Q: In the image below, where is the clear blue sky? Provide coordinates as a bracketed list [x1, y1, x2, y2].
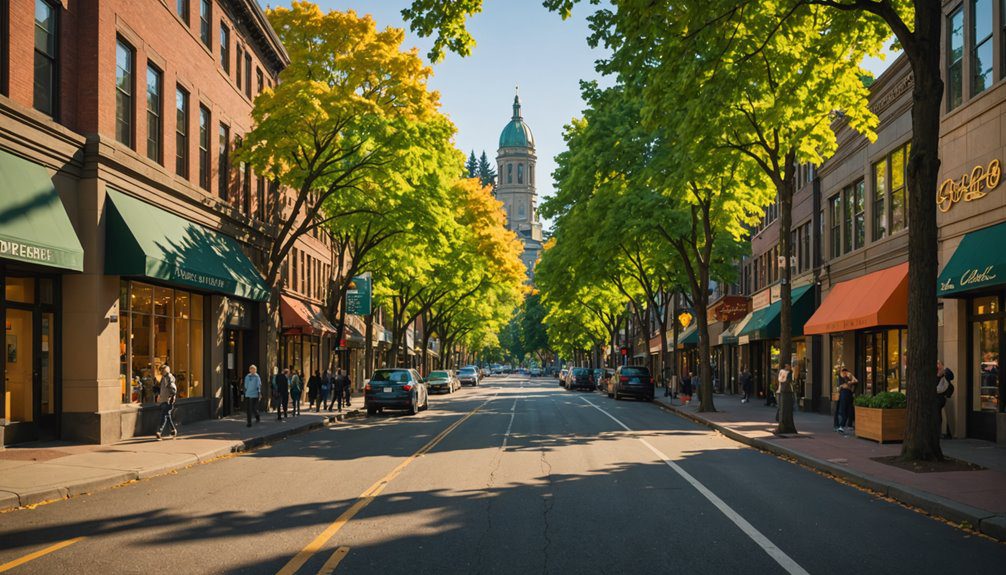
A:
[301, 1, 608, 231]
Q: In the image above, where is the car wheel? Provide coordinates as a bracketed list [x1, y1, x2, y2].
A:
[422, 396, 430, 411]
[614, 391, 621, 400]
[607, 392, 614, 398]
[367, 406, 377, 416]
[408, 399, 418, 416]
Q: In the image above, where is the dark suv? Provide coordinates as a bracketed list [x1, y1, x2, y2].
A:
[609, 366, 653, 401]
[365, 368, 429, 416]
[567, 367, 595, 391]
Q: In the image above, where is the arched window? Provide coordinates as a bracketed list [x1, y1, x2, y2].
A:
[507, 163, 513, 184]
[529, 165, 533, 185]
[517, 163, 524, 184]
[518, 201, 525, 217]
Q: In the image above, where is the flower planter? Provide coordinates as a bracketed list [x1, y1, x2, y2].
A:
[854, 406, 906, 443]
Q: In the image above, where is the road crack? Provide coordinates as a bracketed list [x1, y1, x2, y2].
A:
[539, 446, 554, 575]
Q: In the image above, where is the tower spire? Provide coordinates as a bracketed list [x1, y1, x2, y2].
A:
[513, 86, 521, 120]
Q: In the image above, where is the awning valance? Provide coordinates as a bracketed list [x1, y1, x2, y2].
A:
[738, 285, 815, 341]
[0, 149, 83, 271]
[938, 222, 1006, 297]
[676, 325, 699, 348]
[805, 263, 908, 334]
[281, 295, 337, 335]
[105, 189, 269, 301]
[720, 313, 753, 345]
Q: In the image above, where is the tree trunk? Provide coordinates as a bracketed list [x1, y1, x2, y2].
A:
[696, 280, 715, 412]
[901, 3, 944, 461]
[364, 312, 374, 380]
[777, 152, 798, 434]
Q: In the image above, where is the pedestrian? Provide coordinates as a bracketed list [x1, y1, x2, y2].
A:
[244, 365, 262, 427]
[740, 369, 753, 403]
[937, 360, 956, 439]
[681, 371, 693, 405]
[336, 369, 350, 410]
[342, 369, 353, 407]
[276, 368, 290, 420]
[313, 370, 326, 413]
[775, 363, 792, 422]
[692, 371, 702, 403]
[324, 369, 336, 411]
[155, 365, 178, 440]
[305, 368, 318, 410]
[834, 367, 857, 433]
[289, 369, 302, 417]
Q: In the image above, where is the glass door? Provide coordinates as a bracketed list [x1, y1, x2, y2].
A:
[225, 330, 243, 415]
[969, 295, 1000, 441]
[5, 308, 34, 427]
[37, 311, 57, 438]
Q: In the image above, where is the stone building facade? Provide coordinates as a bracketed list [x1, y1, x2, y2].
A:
[495, 94, 543, 282]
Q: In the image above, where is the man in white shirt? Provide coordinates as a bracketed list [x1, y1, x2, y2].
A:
[244, 365, 262, 427]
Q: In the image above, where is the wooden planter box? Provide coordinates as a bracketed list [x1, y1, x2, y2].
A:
[854, 406, 906, 443]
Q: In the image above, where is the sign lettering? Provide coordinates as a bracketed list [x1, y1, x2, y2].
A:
[936, 159, 1001, 213]
[0, 239, 54, 263]
[175, 267, 227, 289]
[960, 265, 998, 287]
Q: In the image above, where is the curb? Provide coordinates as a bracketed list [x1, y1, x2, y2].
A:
[1, 408, 364, 512]
[655, 400, 1006, 542]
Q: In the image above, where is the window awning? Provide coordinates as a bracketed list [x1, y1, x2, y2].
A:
[938, 222, 1006, 297]
[105, 189, 269, 301]
[0, 150, 83, 271]
[805, 263, 908, 335]
[281, 295, 337, 335]
[676, 325, 699, 348]
[738, 285, 815, 341]
[720, 313, 753, 345]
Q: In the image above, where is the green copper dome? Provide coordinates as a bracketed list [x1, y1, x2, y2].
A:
[499, 95, 534, 149]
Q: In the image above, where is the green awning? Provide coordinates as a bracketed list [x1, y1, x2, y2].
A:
[105, 189, 269, 301]
[676, 325, 699, 347]
[739, 285, 815, 341]
[0, 150, 83, 271]
[938, 222, 1006, 297]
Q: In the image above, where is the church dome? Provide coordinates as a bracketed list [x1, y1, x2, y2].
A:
[499, 95, 534, 150]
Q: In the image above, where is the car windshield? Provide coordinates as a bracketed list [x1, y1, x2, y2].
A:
[429, 371, 449, 379]
[459, 368, 476, 375]
[371, 370, 411, 383]
[572, 368, 590, 376]
[621, 367, 650, 377]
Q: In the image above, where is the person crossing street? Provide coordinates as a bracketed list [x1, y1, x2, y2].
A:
[244, 365, 262, 427]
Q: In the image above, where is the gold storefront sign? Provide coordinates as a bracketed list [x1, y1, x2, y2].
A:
[936, 159, 1001, 213]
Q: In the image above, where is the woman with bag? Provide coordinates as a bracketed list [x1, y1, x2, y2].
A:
[937, 361, 955, 439]
[289, 371, 303, 417]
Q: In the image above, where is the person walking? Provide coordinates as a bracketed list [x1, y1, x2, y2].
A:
[305, 369, 318, 411]
[336, 369, 350, 410]
[313, 371, 326, 413]
[775, 363, 792, 422]
[740, 369, 753, 403]
[681, 372, 693, 405]
[937, 360, 956, 439]
[289, 370, 302, 417]
[276, 368, 290, 421]
[834, 367, 857, 433]
[244, 365, 262, 427]
[155, 365, 178, 440]
[342, 369, 353, 407]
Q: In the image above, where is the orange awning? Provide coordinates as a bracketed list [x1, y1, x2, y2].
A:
[804, 262, 908, 335]
[280, 295, 338, 336]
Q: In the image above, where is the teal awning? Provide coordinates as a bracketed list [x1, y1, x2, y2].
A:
[105, 189, 269, 301]
[676, 325, 699, 347]
[739, 285, 815, 341]
[938, 222, 1006, 297]
[0, 150, 83, 271]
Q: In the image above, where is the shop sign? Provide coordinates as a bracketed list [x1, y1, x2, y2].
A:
[936, 159, 1001, 213]
[940, 265, 998, 293]
[226, 299, 252, 328]
[175, 266, 228, 290]
[346, 274, 372, 315]
[711, 296, 750, 322]
[751, 289, 771, 310]
[0, 239, 54, 264]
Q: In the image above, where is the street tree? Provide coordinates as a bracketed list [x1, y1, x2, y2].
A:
[478, 151, 497, 188]
[466, 151, 479, 179]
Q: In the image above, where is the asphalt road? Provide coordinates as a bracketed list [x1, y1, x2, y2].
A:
[1, 375, 1004, 574]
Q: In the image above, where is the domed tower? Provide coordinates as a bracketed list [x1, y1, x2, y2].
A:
[497, 92, 543, 281]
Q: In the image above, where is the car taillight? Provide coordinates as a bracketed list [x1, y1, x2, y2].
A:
[364, 384, 372, 392]
[620, 376, 629, 382]
[402, 384, 413, 391]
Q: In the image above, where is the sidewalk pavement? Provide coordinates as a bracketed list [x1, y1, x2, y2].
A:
[0, 398, 363, 512]
[653, 390, 1006, 541]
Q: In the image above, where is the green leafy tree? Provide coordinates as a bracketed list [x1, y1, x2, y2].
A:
[465, 150, 479, 179]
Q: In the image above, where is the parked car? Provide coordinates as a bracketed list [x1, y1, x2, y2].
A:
[568, 367, 595, 391]
[558, 368, 569, 386]
[608, 365, 654, 401]
[365, 368, 429, 415]
[594, 368, 614, 391]
[458, 366, 480, 386]
[530, 367, 542, 377]
[426, 370, 460, 394]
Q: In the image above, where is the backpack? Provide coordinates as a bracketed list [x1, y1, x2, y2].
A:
[944, 381, 955, 398]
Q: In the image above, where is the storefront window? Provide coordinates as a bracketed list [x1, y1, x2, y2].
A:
[831, 336, 845, 397]
[972, 301, 1000, 413]
[120, 281, 204, 404]
[885, 328, 902, 392]
[5, 277, 34, 303]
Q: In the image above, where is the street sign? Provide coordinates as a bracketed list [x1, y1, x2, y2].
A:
[346, 274, 372, 315]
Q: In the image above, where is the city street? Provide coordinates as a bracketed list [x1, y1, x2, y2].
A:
[1, 375, 1004, 574]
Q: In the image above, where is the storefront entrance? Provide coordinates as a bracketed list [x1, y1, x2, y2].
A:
[968, 295, 1001, 442]
[226, 329, 244, 416]
[3, 275, 60, 444]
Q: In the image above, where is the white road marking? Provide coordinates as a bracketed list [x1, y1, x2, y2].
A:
[502, 397, 518, 450]
[580, 396, 811, 575]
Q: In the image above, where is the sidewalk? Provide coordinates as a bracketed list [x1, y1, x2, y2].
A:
[0, 399, 363, 511]
[653, 391, 1006, 541]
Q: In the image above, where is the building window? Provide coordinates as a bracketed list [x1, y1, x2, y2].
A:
[33, 0, 58, 117]
[218, 123, 229, 200]
[829, 194, 841, 259]
[256, 176, 265, 220]
[971, 0, 993, 96]
[119, 281, 204, 404]
[115, 38, 135, 148]
[800, 222, 811, 271]
[219, 23, 230, 73]
[146, 64, 163, 163]
[1, 0, 8, 96]
[292, 248, 299, 293]
[235, 44, 243, 88]
[517, 163, 524, 184]
[256, 68, 264, 96]
[890, 144, 908, 233]
[199, 0, 211, 46]
[243, 163, 252, 215]
[175, 87, 189, 178]
[245, 53, 252, 97]
[948, 7, 964, 110]
[198, 105, 210, 190]
[872, 159, 887, 240]
[507, 163, 512, 184]
[852, 180, 865, 250]
[176, 0, 188, 21]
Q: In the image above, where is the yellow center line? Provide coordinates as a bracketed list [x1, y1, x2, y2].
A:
[316, 546, 350, 575]
[276, 399, 491, 575]
[0, 537, 86, 573]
